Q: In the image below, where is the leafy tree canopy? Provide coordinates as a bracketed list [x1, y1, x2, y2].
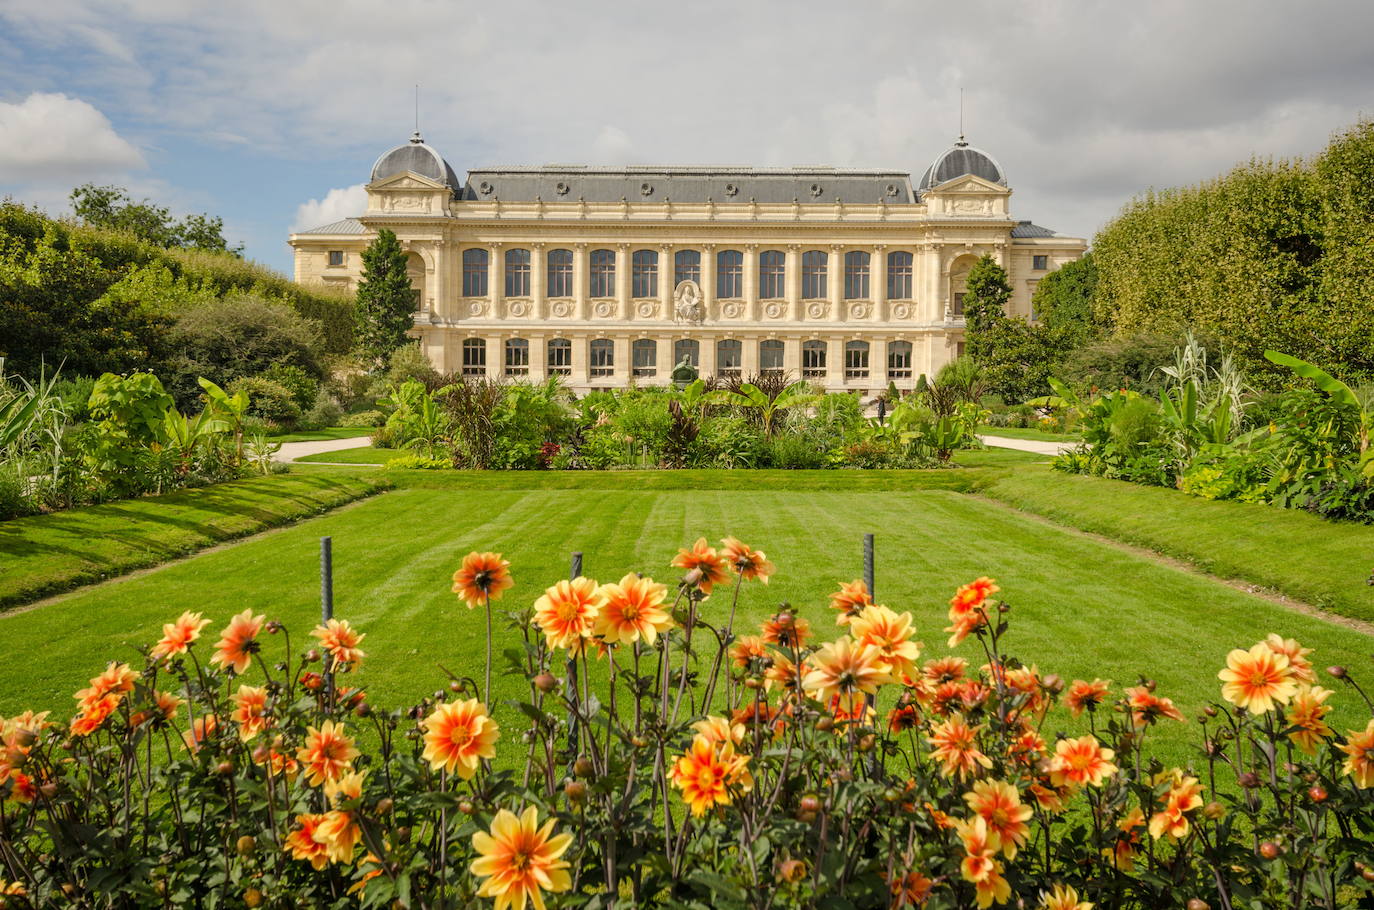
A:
[70, 184, 243, 255]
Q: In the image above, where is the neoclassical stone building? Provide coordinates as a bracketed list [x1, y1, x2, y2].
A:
[289, 133, 1085, 393]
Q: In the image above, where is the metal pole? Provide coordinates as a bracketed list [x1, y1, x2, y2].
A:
[321, 537, 334, 702]
[566, 551, 582, 760]
[863, 533, 875, 603]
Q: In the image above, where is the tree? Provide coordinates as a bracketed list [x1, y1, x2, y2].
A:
[1031, 252, 1100, 347]
[69, 184, 242, 254]
[355, 229, 417, 369]
[961, 254, 1012, 364]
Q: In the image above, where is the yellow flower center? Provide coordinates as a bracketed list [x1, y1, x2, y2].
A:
[450, 725, 473, 748]
[620, 604, 640, 621]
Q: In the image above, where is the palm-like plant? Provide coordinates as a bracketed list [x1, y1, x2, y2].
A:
[198, 377, 250, 465]
[1265, 350, 1374, 476]
[724, 380, 819, 438]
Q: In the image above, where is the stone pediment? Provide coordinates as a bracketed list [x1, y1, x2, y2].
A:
[925, 174, 1008, 195]
[368, 171, 448, 192]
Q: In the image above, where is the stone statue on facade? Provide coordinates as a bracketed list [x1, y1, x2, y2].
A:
[673, 279, 703, 325]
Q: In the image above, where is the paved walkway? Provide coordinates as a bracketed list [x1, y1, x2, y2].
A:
[275, 435, 373, 463]
[976, 434, 1077, 457]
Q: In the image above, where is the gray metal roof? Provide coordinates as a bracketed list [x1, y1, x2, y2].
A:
[458, 165, 917, 204]
[294, 218, 367, 236]
[918, 141, 1007, 190]
[370, 133, 462, 191]
[1010, 221, 1057, 238]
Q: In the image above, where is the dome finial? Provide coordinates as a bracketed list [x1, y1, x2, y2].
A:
[409, 130, 424, 145]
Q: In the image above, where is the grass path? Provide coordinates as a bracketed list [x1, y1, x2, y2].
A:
[2, 483, 1370, 770]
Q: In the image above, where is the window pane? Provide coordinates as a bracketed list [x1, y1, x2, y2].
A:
[1033, 254, 1048, 270]
[759, 250, 785, 299]
[547, 338, 571, 373]
[953, 292, 965, 316]
[759, 339, 784, 371]
[802, 250, 827, 299]
[887, 341, 912, 377]
[328, 250, 344, 267]
[802, 340, 826, 378]
[504, 248, 530, 297]
[462, 338, 486, 375]
[886, 251, 912, 300]
[844, 340, 869, 378]
[547, 249, 573, 297]
[674, 250, 701, 287]
[844, 251, 870, 299]
[505, 338, 529, 374]
[716, 339, 742, 372]
[673, 338, 699, 366]
[590, 249, 615, 298]
[632, 339, 657, 375]
[717, 250, 743, 298]
[462, 249, 489, 297]
[631, 250, 658, 298]
[589, 339, 614, 376]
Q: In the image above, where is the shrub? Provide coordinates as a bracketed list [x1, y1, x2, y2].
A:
[384, 453, 451, 470]
[228, 376, 301, 426]
[301, 389, 344, 429]
[765, 433, 828, 469]
[340, 409, 385, 428]
[259, 363, 319, 412]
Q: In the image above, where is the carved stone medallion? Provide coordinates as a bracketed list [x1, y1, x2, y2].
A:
[467, 301, 486, 317]
[764, 302, 784, 318]
[637, 301, 658, 319]
[551, 300, 572, 318]
[892, 303, 911, 320]
[806, 302, 829, 320]
[720, 301, 742, 319]
[850, 303, 870, 319]
[594, 301, 614, 318]
[508, 300, 528, 317]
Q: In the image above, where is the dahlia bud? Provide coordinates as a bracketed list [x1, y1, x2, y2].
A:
[533, 673, 558, 694]
[683, 567, 704, 586]
[1308, 785, 1328, 803]
[815, 717, 835, 733]
[1202, 801, 1226, 820]
[1327, 665, 1347, 679]
[564, 780, 587, 804]
[449, 680, 463, 692]
[215, 761, 235, 776]
[1186, 900, 1209, 910]
[799, 794, 821, 813]
[374, 798, 394, 816]
[1041, 674, 1064, 695]
[1258, 842, 1280, 860]
[236, 835, 256, 856]
[1237, 772, 1260, 789]
[458, 800, 475, 815]
[1203, 706, 1218, 718]
[251, 744, 271, 765]
[1144, 679, 1157, 692]
[857, 734, 876, 753]
[13, 729, 35, 749]
[777, 859, 807, 883]
[304, 649, 321, 664]
[574, 757, 594, 778]
[244, 888, 264, 908]
[266, 621, 282, 634]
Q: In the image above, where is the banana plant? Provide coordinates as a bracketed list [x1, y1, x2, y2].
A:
[1265, 349, 1373, 476]
[724, 380, 818, 438]
[673, 378, 727, 423]
[160, 407, 230, 475]
[400, 392, 453, 460]
[198, 377, 250, 465]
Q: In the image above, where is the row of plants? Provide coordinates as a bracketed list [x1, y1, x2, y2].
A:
[1051, 335, 1374, 522]
[1, 541, 1370, 907]
[0, 364, 278, 520]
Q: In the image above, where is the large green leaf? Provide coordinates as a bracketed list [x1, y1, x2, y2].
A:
[1263, 350, 1359, 409]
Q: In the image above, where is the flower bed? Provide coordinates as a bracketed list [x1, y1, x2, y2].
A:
[0, 541, 1372, 908]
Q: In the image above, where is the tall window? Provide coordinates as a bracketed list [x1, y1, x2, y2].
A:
[1033, 254, 1049, 270]
[952, 293, 966, 316]
[674, 250, 700, 287]
[887, 341, 913, 378]
[844, 340, 870, 379]
[844, 251, 870, 299]
[631, 250, 658, 298]
[504, 248, 530, 297]
[462, 249, 489, 297]
[802, 250, 828, 299]
[462, 338, 486, 375]
[716, 339, 742, 376]
[717, 250, 743, 298]
[674, 338, 699, 367]
[632, 339, 657, 376]
[887, 251, 913, 300]
[547, 338, 571, 375]
[505, 338, 529, 375]
[802, 340, 827, 378]
[760, 339, 784, 373]
[589, 249, 615, 298]
[589, 339, 614, 377]
[547, 249, 573, 297]
[759, 250, 785, 298]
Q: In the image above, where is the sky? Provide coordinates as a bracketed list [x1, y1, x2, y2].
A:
[1, 0, 1372, 274]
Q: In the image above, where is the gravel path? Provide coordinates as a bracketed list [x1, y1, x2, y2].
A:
[976, 435, 1077, 456]
[274, 435, 373, 463]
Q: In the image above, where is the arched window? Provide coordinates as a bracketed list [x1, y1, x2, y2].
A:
[887, 340, 913, 378]
[802, 250, 828, 299]
[674, 338, 699, 367]
[462, 337, 486, 375]
[504, 248, 530, 297]
[547, 338, 571, 375]
[674, 250, 701, 287]
[631, 250, 658, 298]
[759, 250, 785, 299]
[632, 338, 658, 376]
[844, 340, 870, 379]
[844, 251, 870, 299]
[546, 249, 573, 297]
[716, 339, 742, 377]
[760, 339, 785, 374]
[462, 248, 489, 297]
[802, 340, 827, 378]
[887, 251, 913, 300]
[589, 339, 614, 377]
[504, 338, 529, 375]
[589, 249, 616, 298]
[717, 250, 743, 298]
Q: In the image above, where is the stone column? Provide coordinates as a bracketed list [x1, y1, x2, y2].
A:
[829, 245, 844, 323]
[486, 332, 502, 380]
[741, 334, 759, 379]
[825, 334, 844, 392]
[701, 244, 716, 317]
[700, 332, 717, 378]
[529, 332, 546, 382]
[530, 243, 546, 319]
[612, 334, 630, 386]
[872, 246, 887, 322]
[786, 245, 802, 322]
[574, 243, 589, 321]
[659, 245, 673, 317]
[872, 334, 888, 389]
[571, 332, 589, 390]
[743, 244, 758, 321]
[783, 334, 802, 378]
[488, 244, 504, 316]
[615, 244, 631, 321]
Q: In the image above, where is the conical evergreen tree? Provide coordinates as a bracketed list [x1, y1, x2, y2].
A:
[355, 228, 416, 369]
[962, 254, 1012, 364]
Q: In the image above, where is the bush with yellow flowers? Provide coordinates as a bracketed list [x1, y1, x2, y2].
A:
[1, 541, 1373, 908]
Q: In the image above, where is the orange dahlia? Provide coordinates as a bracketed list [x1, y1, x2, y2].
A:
[761, 612, 812, 649]
[420, 698, 500, 779]
[297, 720, 358, 789]
[310, 618, 366, 669]
[956, 816, 1011, 909]
[802, 636, 893, 704]
[923, 656, 968, 684]
[1340, 718, 1374, 788]
[231, 685, 270, 741]
[928, 715, 993, 780]
[1048, 735, 1117, 789]
[888, 703, 922, 733]
[1038, 884, 1092, 910]
[730, 634, 768, 669]
[692, 715, 745, 746]
[963, 779, 1033, 859]
[763, 652, 804, 694]
[1065, 678, 1111, 717]
[211, 609, 265, 675]
[1121, 685, 1187, 727]
[888, 868, 933, 907]
[1218, 642, 1298, 713]
[720, 537, 775, 583]
[669, 735, 753, 816]
[284, 813, 331, 869]
[1263, 633, 1314, 683]
[1147, 769, 1203, 839]
[452, 551, 514, 608]
[829, 579, 873, 625]
[670, 537, 733, 594]
[314, 771, 365, 864]
[150, 611, 210, 661]
[531, 577, 604, 651]
[593, 574, 672, 646]
[1107, 807, 1145, 872]
[471, 806, 573, 910]
[849, 605, 922, 679]
[182, 714, 218, 753]
[1285, 684, 1334, 755]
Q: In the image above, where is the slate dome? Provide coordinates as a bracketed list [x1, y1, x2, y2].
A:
[369, 132, 461, 191]
[918, 139, 1007, 191]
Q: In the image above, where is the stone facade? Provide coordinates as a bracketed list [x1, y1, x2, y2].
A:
[289, 136, 1086, 394]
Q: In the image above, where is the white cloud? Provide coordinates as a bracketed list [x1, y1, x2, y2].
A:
[0, 92, 145, 179]
[291, 183, 367, 232]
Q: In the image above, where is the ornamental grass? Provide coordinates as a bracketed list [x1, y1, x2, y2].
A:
[0, 540, 1372, 908]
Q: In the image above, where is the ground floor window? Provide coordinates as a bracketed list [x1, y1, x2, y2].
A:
[462, 338, 486, 375]
[632, 338, 657, 376]
[504, 338, 529, 375]
[674, 339, 699, 367]
[887, 340, 912, 378]
[716, 339, 742, 378]
[802, 340, 826, 378]
[547, 338, 571, 375]
[952, 293, 965, 316]
[590, 339, 614, 377]
[760, 339, 784, 374]
[844, 340, 869, 379]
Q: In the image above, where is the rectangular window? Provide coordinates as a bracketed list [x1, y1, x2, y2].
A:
[462, 338, 486, 376]
[547, 339, 571, 375]
[760, 340, 784, 373]
[844, 341, 870, 379]
[886, 251, 913, 299]
[844, 252, 870, 300]
[717, 251, 743, 298]
[589, 249, 615, 298]
[589, 339, 614, 377]
[631, 251, 658, 298]
[716, 339, 742, 377]
[953, 293, 966, 316]
[504, 249, 531, 297]
[504, 339, 529, 375]
[887, 341, 913, 378]
[801, 251, 827, 299]
[674, 250, 700, 287]
[802, 341, 826, 378]
[327, 250, 345, 267]
[547, 249, 573, 297]
[632, 339, 657, 376]
[1033, 254, 1048, 270]
[462, 249, 489, 297]
[759, 251, 785, 298]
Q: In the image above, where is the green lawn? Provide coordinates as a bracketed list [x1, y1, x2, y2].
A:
[984, 465, 1374, 623]
[0, 473, 386, 609]
[297, 444, 388, 464]
[269, 427, 376, 443]
[978, 425, 1081, 443]
[3, 477, 1370, 770]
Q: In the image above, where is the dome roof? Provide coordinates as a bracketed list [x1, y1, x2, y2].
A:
[918, 139, 1006, 191]
[369, 132, 461, 191]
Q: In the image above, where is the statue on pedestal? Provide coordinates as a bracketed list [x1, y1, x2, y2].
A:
[671, 357, 699, 389]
